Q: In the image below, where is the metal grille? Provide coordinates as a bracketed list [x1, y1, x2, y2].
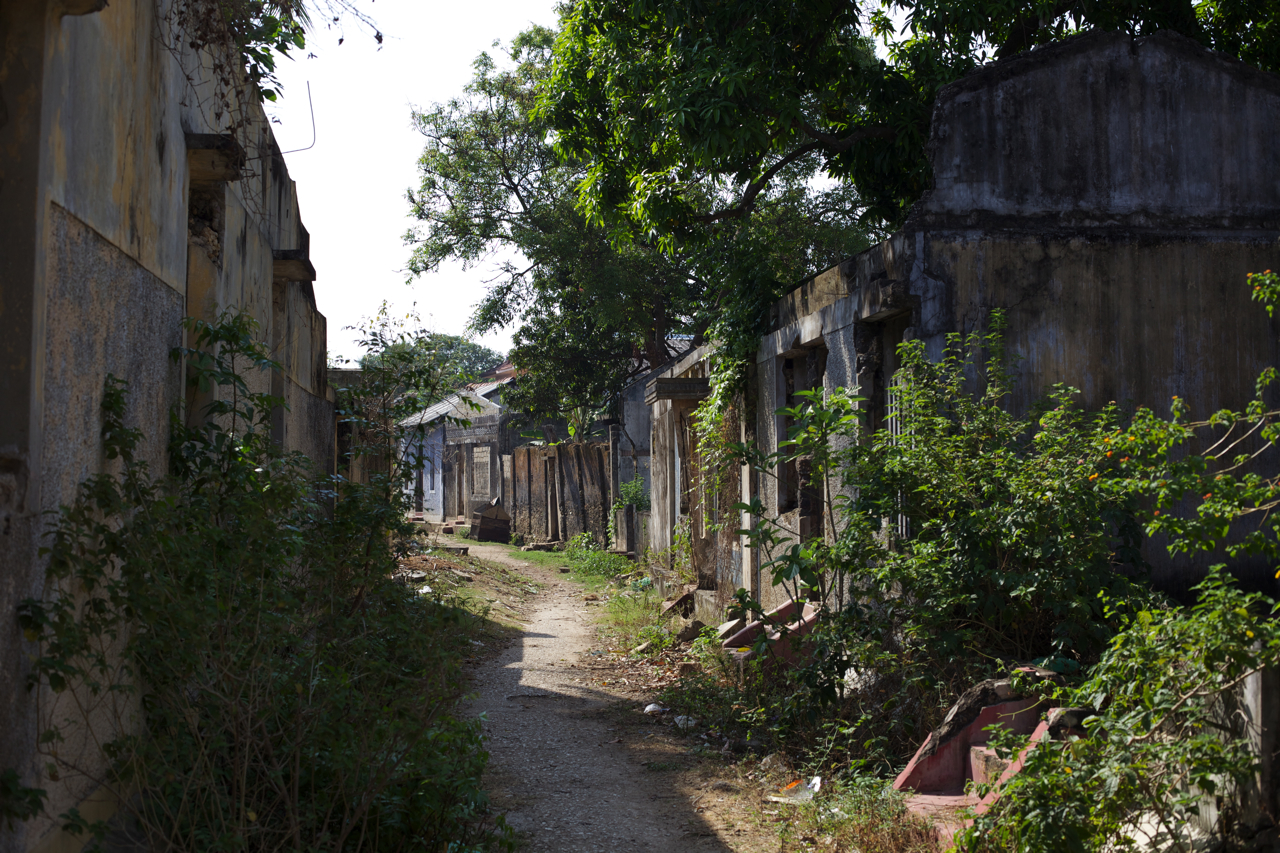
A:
[886, 374, 910, 543]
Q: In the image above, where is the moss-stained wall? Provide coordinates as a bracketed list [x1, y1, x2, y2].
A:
[749, 31, 1280, 607]
[0, 3, 336, 850]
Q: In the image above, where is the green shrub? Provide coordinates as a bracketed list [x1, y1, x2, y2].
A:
[618, 474, 650, 511]
[725, 314, 1158, 770]
[958, 568, 1280, 852]
[15, 315, 511, 852]
[563, 532, 632, 577]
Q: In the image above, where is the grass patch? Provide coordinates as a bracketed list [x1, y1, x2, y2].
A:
[599, 589, 665, 650]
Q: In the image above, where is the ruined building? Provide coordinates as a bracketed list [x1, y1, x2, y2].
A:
[648, 30, 1280, 610]
[0, 2, 334, 850]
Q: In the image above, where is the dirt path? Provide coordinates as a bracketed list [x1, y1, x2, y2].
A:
[463, 542, 750, 853]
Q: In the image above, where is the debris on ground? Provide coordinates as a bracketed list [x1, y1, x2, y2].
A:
[644, 703, 670, 715]
[676, 619, 706, 643]
[766, 776, 821, 805]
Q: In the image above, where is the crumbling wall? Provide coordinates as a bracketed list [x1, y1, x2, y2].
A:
[0, 2, 336, 848]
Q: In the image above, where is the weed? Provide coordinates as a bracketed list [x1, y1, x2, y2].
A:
[563, 532, 632, 577]
[781, 776, 936, 853]
[600, 589, 664, 650]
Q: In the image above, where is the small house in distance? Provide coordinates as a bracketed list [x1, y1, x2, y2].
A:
[399, 391, 502, 523]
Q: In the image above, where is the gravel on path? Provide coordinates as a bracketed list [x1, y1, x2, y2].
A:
[463, 542, 740, 853]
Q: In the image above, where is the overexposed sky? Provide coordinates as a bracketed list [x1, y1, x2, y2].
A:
[270, 3, 907, 364]
[270, 1, 560, 363]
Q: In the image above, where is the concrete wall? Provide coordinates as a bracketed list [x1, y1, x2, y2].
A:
[640, 30, 1280, 614]
[616, 370, 655, 496]
[750, 29, 1280, 604]
[644, 347, 745, 600]
[400, 424, 446, 522]
[511, 443, 612, 545]
[917, 30, 1280, 232]
[0, 3, 335, 850]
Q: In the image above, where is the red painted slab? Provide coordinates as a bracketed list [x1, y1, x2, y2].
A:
[721, 601, 818, 665]
[894, 699, 1042, 794]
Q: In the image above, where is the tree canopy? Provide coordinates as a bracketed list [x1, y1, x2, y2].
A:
[540, 0, 1280, 241]
[405, 26, 873, 420]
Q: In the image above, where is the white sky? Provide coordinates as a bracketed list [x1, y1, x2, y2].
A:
[270, 3, 908, 364]
[270, 0, 561, 363]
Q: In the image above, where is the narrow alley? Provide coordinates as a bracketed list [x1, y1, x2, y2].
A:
[463, 543, 770, 853]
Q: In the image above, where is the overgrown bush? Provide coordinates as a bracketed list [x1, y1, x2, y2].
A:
[958, 568, 1280, 851]
[675, 273, 1280, 847]
[618, 474, 650, 511]
[563, 532, 633, 578]
[723, 314, 1158, 770]
[954, 271, 1280, 850]
[15, 315, 510, 851]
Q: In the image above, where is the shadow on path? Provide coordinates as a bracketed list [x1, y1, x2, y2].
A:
[464, 542, 738, 853]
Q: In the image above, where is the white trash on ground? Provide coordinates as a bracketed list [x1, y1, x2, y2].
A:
[766, 776, 822, 804]
[643, 703, 669, 715]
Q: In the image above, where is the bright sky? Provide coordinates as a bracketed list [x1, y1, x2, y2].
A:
[270, 1, 560, 364]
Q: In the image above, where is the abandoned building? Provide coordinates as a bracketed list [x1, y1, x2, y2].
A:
[0, 3, 335, 851]
[400, 390, 500, 522]
[647, 30, 1280, 611]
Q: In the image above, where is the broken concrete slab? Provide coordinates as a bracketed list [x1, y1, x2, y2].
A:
[660, 590, 696, 620]
[675, 620, 705, 643]
[716, 617, 745, 640]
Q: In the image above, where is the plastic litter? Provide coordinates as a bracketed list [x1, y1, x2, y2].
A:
[674, 715, 697, 731]
[766, 776, 822, 804]
[643, 703, 669, 715]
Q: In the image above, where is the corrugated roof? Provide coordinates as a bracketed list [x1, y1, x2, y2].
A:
[398, 392, 499, 428]
[469, 381, 505, 400]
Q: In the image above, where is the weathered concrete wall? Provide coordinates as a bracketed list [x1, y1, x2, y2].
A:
[750, 30, 1280, 603]
[510, 443, 611, 545]
[643, 347, 746, 600]
[400, 424, 446, 521]
[918, 30, 1280, 232]
[616, 369, 656, 497]
[0, 3, 336, 850]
